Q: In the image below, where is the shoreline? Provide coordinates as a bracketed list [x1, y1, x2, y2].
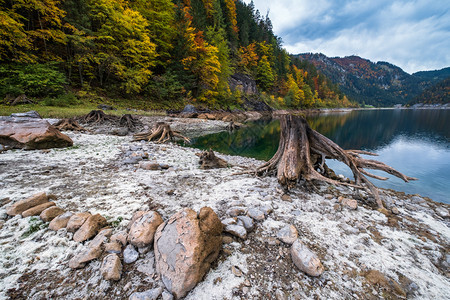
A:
[0, 116, 449, 299]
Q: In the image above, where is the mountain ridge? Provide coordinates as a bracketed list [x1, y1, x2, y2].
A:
[294, 53, 450, 107]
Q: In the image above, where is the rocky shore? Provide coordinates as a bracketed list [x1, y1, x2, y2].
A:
[0, 115, 449, 299]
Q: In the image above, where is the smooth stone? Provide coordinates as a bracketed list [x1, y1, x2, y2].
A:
[66, 212, 91, 232]
[22, 201, 55, 217]
[247, 208, 265, 221]
[6, 192, 48, 216]
[40, 206, 65, 222]
[129, 287, 163, 300]
[291, 239, 324, 276]
[73, 214, 107, 242]
[124, 244, 139, 264]
[49, 211, 73, 230]
[277, 225, 298, 244]
[224, 224, 247, 239]
[236, 216, 254, 231]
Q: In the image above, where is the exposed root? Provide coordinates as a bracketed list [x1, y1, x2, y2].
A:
[133, 122, 190, 144]
[54, 118, 87, 132]
[119, 114, 141, 130]
[196, 149, 229, 169]
[250, 115, 416, 209]
[81, 110, 118, 124]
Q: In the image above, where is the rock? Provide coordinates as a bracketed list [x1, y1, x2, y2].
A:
[69, 235, 105, 269]
[154, 207, 222, 299]
[139, 162, 162, 170]
[39, 206, 64, 222]
[128, 211, 146, 230]
[137, 252, 156, 276]
[49, 211, 73, 230]
[247, 208, 265, 221]
[124, 244, 139, 264]
[222, 236, 233, 244]
[6, 192, 48, 216]
[161, 290, 174, 300]
[22, 201, 55, 217]
[365, 270, 406, 297]
[129, 287, 163, 300]
[339, 197, 358, 210]
[290, 240, 324, 276]
[181, 104, 197, 113]
[221, 218, 237, 226]
[128, 211, 164, 248]
[436, 207, 449, 218]
[105, 241, 122, 254]
[10, 110, 41, 118]
[101, 254, 122, 281]
[73, 214, 107, 242]
[391, 207, 400, 215]
[277, 225, 298, 244]
[97, 104, 115, 110]
[111, 230, 128, 246]
[0, 118, 73, 150]
[224, 225, 247, 239]
[226, 207, 247, 217]
[237, 216, 254, 231]
[66, 212, 91, 232]
[229, 73, 257, 95]
[281, 194, 292, 202]
[111, 128, 129, 136]
[275, 289, 288, 300]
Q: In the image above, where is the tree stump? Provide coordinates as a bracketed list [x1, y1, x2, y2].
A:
[81, 110, 118, 124]
[255, 115, 416, 208]
[197, 150, 229, 169]
[133, 122, 190, 143]
[6, 94, 36, 106]
[119, 114, 141, 130]
[54, 118, 87, 131]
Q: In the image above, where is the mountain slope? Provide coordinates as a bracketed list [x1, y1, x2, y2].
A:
[295, 53, 450, 107]
[410, 77, 450, 105]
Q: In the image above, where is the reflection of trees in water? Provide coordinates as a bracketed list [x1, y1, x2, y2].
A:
[189, 110, 449, 160]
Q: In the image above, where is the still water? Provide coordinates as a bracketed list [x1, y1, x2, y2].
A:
[188, 109, 450, 204]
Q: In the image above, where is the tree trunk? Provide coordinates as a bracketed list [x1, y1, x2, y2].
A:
[256, 115, 416, 208]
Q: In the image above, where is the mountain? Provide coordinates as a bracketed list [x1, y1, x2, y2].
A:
[295, 53, 450, 107]
[410, 77, 450, 105]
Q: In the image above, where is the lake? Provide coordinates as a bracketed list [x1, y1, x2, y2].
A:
[188, 109, 450, 204]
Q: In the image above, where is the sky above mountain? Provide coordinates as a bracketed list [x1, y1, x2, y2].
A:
[244, 0, 450, 74]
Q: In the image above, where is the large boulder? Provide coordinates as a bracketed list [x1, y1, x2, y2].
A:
[0, 117, 73, 150]
[6, 192, 48, 216]
[154, 207, 222, 299]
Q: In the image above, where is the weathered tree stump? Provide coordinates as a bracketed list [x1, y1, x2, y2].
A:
[81, 110, 118, 124]
[119, 114, 141, 130]
[54, 118, 87, 131]
[133, 122, 190, 143]
[5, 94, 36, 106]
[255, 115, 416, 208]
[197, 149, 229, 169]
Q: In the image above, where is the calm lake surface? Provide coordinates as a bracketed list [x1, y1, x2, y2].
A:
[189, 109, 450, 204]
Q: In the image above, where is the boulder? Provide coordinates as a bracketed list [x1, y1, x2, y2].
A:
[154, 207, 222, 299]
[0, 117, 73, 150]
[66, 212, 91, 232]
[277, 225, 298, 244]
[128, 211, 163, 248]
[40, 206, 64, 222]
[49, 211, 73, 231]
[181, 104, 197, 114]
[290, 240, 324, 276]
[101, 254, 122, 281]
[73, 213, 107, 242]
[6, 192, 48, 216]
[22, 201, 55, 217]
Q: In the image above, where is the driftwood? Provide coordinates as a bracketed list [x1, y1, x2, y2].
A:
[81, 110, 118, 124]
[253, 115, 416, 208]
[133, 122, 190, 143]
[197, 149, 229, 169]
[54, 118, 87, 131]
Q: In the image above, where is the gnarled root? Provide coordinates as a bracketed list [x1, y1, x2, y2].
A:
[119, 114, 141, 130]
[133, 122, 190, 144]
[81, 110, 118, 124]
[254, 115, 417, 209]
[54, 118, 87, 132]
[196, 149, 229, 169]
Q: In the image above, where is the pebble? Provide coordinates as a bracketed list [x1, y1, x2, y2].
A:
[105, 242, 122, 254]
[123, 244, 139, 264]
[291, 239, 324, 276]
[129, 287, 163, 300]
[237, 216, 254, 231]
[226, 207, 247, 217]
[224, 224, 247, 239]
[277, 225, 298, 244]
[391, 207, 400, 215]
[221, 218, 237, 226]
[281, 194, 292, 202]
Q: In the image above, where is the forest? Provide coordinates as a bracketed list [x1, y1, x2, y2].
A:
[0, 0, 354, 110]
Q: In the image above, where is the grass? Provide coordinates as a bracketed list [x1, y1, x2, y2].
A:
[20, 217, 48, 239]
[0, 100, 167, 119]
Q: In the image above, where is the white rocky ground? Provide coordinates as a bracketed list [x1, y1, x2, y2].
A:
[0, 116, 449, 300]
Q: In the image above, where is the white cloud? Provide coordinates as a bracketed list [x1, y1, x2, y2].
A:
[245, 0, 450, 73]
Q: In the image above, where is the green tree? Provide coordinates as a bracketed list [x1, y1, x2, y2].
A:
[257, 55, 274, 91]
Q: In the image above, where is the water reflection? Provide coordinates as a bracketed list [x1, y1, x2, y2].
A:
[188, 109, 450, 203]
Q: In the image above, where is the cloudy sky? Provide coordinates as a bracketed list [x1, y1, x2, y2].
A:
[243, 0, 450, 74]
